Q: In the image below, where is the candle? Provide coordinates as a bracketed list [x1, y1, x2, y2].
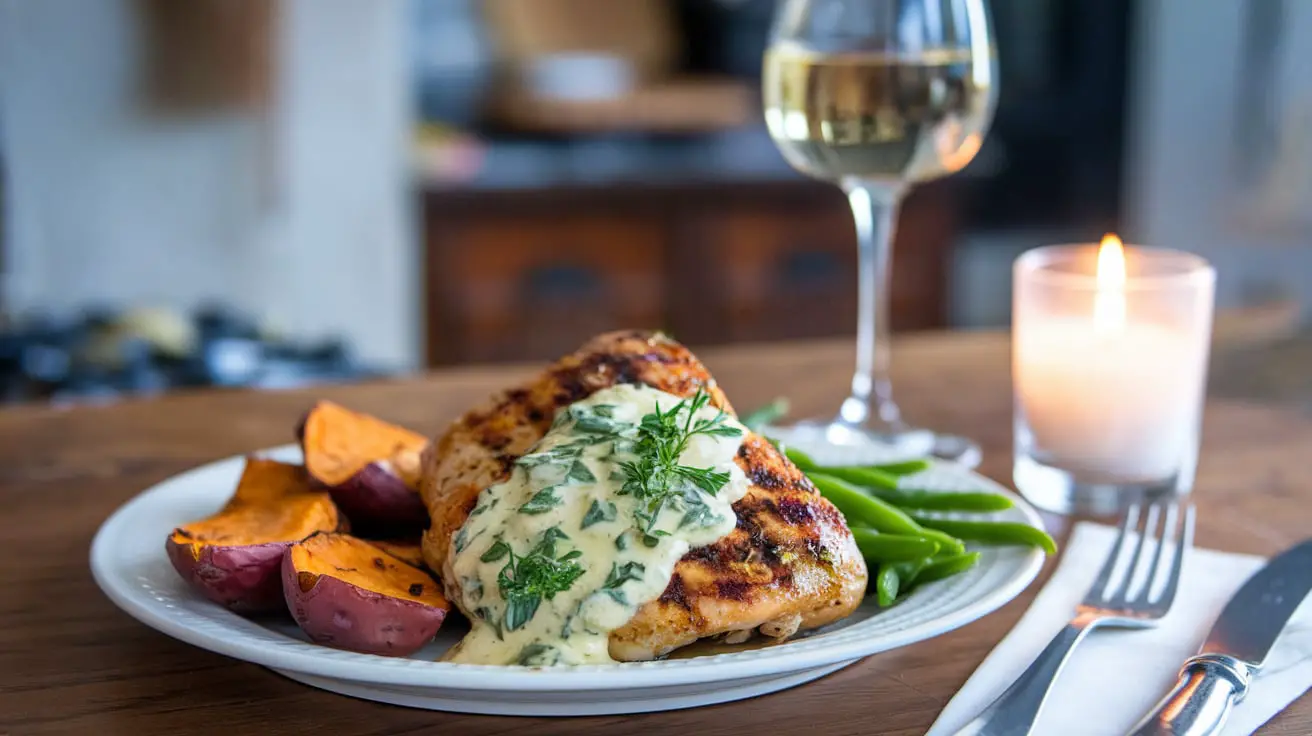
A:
[1012, 236, 1215, 510]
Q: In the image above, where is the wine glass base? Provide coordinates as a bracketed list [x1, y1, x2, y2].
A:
[819, 421, 935, 456]
[764, 419, 982, 469]
[929, 433, 982, 469]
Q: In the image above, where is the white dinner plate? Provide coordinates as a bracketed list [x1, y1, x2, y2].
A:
[91, 433, 1046, 716]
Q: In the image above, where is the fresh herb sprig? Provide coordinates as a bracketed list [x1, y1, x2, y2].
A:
[483, 527, 585, 632]
[617, 389, 742, 534]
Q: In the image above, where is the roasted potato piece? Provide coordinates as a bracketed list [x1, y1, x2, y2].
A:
[298, 401, 429, 531]
[165, 458, 341, 613]
[282, 532, 449, 656]
[367, 538, 428, 570]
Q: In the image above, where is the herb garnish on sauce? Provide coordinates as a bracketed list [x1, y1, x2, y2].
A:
[617, 389, 743, 533]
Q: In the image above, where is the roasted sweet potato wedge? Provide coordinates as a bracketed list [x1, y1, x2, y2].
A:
[283, 532, 449, 656]
[368, 538, 428, 570]
[297, 401, 429, 531]
[166, 458, 341, 613]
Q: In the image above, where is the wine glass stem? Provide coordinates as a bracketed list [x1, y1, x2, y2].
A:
[839, 179, 905, 431]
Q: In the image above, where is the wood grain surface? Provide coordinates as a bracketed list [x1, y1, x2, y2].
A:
[2, 332, 1309, 736]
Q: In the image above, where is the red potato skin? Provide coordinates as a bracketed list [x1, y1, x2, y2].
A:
[281, 552, 447, 656]
[325, 462, 429, 530]
[295, 413, 428, 531]
[166, 539, 290, 613]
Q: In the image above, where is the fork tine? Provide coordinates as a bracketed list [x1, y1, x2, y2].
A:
[1107, 501, 1162, 606]
[1143, 501, 1179, 604]
[1084, 502, 1140, 604]
[1155, 503, 1195, 607]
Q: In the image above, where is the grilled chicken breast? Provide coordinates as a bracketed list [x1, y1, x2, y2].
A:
[420, 330, 867, 660]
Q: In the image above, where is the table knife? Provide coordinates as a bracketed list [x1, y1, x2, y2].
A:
[1129, 538, 1312, 736]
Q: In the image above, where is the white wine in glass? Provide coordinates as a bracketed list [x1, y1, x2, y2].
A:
[763, 0, 996, 463]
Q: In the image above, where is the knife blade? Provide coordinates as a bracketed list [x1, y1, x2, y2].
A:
[1203, 539, 1312, 668]
[1129, 538, 1312, 736]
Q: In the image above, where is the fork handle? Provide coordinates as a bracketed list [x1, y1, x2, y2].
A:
[1127, 654, 1251, 736]
[953, 617, 1101, 736]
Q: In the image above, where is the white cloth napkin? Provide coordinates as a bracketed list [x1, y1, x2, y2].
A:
[929, 522, 1312, 736]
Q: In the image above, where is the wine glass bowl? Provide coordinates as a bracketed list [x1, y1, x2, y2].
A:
[762, 0, 996, 465]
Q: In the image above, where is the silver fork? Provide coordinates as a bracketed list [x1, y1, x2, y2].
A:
[954, 499, 1196, 736]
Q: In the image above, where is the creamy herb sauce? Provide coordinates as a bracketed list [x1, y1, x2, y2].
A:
[447, 384, 749, 666]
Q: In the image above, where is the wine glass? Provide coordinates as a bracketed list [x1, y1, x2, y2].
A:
[763, 0, 997, 465]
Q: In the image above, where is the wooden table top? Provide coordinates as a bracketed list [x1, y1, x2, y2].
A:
[3, 332, 1310, 736]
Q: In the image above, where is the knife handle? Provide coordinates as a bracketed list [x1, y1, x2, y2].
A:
[1128, 654, 1253, 736]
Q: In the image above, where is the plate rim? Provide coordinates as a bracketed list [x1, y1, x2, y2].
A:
[91, 444, 1046, 692]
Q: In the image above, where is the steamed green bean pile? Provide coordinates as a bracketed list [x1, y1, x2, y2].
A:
[782, 444, 1057, 607]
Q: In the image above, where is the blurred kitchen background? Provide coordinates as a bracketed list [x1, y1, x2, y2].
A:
[0, 0, 1309, 407]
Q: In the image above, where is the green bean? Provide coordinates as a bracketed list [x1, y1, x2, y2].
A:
[869, 459, 932, 476]
[809, 464, 901, 491]
[783, 446, 819, 471]
[798, 462, 1010, 513]
[889, 556, 934, 589]
[741, 398, 790, 431]
[785, 445, 930, 482]
[886, 556, 939, 598]
[917, 528, 967, 556]
[850, 529, 940, 562]
[911, 515, 1058, 555]
[865, 487, 1014, 512]
[876, 564, 900, 607]
[812, 473, 973, 559]
[808, 473, 922, 535]
[794, 460, 926, 491]
[916, 552, 983, 584]
[799, 460, 1010, 513]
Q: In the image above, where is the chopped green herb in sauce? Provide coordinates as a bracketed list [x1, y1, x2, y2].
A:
[516, 642, 560, 666]
[496, 527, 585, 632]
[582, 499, 618, 529]
[518, 486, 563, 515]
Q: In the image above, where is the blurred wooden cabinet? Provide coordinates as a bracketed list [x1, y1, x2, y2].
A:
[424, 181, 955, 366]
[675, 195, 860, 344]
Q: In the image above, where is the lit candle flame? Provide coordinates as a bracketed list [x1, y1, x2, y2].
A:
[1093, 234, 1126, 334]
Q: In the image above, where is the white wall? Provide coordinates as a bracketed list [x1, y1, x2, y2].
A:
[1124, 0, 1312, 316]
[0, 0, 419, 368]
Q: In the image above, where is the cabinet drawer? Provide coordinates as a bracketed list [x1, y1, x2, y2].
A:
[429, 215, 664, 364]
[692, 205, 859, 344]
[674, 184, 955, 346]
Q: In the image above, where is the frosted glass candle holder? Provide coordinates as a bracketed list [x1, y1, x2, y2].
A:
[1012, 242, 1215, 515]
